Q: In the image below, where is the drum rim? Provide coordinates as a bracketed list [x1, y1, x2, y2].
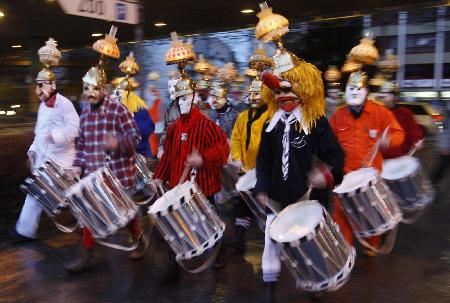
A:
[148, 181, 198, 215]
[381, 156, 420, 180]
[269, 200, 324, 243]
[333, 167, 379, 195]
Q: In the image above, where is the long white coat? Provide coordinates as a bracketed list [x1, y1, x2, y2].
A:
[29, 93, 80, 168]
[16, 93, 79, 238]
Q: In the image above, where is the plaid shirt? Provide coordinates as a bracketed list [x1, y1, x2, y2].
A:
[73, 96, 141, 189]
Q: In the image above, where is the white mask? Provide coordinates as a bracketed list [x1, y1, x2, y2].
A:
[378, 92, 396, 109]
[178, 93, 194, 115]
[345, 85, 368, 106]
[168, 79, 178, 101]
[211, 96, 227, 110]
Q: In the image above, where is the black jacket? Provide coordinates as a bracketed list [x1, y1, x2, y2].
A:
[255, 116, 344, 208]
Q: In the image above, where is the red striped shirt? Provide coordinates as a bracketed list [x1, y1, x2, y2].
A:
[154, 108, 229, 196]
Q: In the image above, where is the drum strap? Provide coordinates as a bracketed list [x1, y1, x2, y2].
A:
[355, 226, 398, 254]
[96, 237, 140, 252]
[53, 219, 79, 233]
[177, 240, 223, 274]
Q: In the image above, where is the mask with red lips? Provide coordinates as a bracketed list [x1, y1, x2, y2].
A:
[262, 72, 299, 112]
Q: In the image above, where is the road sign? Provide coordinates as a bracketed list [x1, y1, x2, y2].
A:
[57, 0, 139, 24]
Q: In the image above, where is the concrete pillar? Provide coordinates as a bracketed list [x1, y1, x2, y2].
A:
[397, 12, 407, 87]
[434, 7, 446, 91]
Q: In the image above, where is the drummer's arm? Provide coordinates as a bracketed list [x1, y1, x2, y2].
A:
[385, 108, 405, 148]
[73, 115, 86, 169]
[154, 125, 174, 182]
[230, 114, 244, 161]
[201, 123, 230, 169]
[254, 126, 271, 195]
[313, 117, 345, 187]
[116, 104, 141, 155]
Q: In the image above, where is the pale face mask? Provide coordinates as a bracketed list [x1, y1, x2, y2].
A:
[345, 85, 368, 106]
[168, 79, 178, 101]
[35, 81, 55, 102]
[210, 96, 227, 110]
[83, 83, 105, 105]
[248, 92, 263, 108]
[378, 92, 396, 109]
[112, 88, 125, 102]
[178, 93, 194, 115]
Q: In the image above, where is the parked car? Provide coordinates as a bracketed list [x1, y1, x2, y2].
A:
[398, 102, 444, 135]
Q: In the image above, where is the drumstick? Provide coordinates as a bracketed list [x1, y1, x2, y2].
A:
[365, 125, 390, 168]
[408, 139, 424, 157]
[178, 164, 192, 185]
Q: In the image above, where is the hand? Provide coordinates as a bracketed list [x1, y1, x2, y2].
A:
[256, 192, 268, 208]
[186, 149, 203, 167]
[67, 166, 82, 179]
[104, 134, 119, 151]
[157, 149, 164, 160]
[414, 139, 424, 150]
[308, 168, 327, 189]
[231, 160, 243, 172]
[26, 151, 36, 171]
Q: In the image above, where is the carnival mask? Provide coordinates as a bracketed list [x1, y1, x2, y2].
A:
[248, 92, 263, 108]
[210, 96, 227, 110]
[83, 83, 105, 105]
[178, 93, 195, 115]
[168, 79, 178, 101]
[377, 92, 396, 109]
[35, 81, 56, 102]
[274, 82, 299, 112]
[345, 85, 368, 106]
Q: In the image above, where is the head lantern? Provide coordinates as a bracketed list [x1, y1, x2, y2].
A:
[256, 2, 325, 128]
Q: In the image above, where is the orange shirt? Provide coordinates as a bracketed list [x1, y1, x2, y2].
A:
[330, 100, 404, 174]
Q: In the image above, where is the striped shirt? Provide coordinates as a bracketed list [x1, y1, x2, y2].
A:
[73, 96, 141, 188]
[154, 108, 229, 197]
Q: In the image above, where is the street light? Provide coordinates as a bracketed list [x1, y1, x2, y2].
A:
[0, 11, 5, 18]
[241, 9, 254, 14]
[11, 45, 22, 48]
[154, 22, 167, 27]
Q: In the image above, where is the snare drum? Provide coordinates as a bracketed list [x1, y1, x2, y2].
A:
[270, 201, 356, 292]
[65, 167, 139, 239]
[148, 181, 225, 261]
[21, 160, 76, 217]
[382, 156, 434, 211]
[333, 168, 402, 237]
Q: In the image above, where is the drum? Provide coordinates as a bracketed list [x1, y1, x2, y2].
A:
[148, 181, 225, 261]
[65, 167, 139, 239]
[381, 156, 434, 211]
[270, 201, 356, 292]
[20, 160, 76, 218]
[333, 168, 402, 237]
[135, 154, 155, 194]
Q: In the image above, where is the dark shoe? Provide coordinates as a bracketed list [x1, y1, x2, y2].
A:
[231, 225, 247, 254]
[64, 249, 94, 273]
[262, 281, 276, 303]
[213, 243, 227, 270]
[8, 227, 35, 243]
[129, 234, 149, 260]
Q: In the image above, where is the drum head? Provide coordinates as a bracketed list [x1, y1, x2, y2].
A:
[149, 181, 194, 214]
[382, 156, 419, 180]
[333, 168, 378, 195]
[270, 201, 323, 243]
[235, 169, 256, 192]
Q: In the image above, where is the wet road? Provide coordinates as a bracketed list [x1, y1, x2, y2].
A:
[0, 127, 449, 303]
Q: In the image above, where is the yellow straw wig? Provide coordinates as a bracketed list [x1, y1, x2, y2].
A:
[122, 91, 148, 113]
[262, 54, 325, 130]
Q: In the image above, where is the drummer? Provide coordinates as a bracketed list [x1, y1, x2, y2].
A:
[329, 71, 405, 256]
[65, 63, 148, 272]
[10, 38, 80, 242]
[153, 74, 230, 267]
[230, 77, 270, 252]
[377, 79, 424, 159]
[254, 52, 344, 302]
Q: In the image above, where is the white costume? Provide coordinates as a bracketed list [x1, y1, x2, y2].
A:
[16, 93, 79, 238]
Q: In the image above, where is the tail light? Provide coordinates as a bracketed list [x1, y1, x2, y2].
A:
[431, 114, 444, 122]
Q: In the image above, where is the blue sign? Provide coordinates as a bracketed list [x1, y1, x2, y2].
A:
[115, 2, 127, 21]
